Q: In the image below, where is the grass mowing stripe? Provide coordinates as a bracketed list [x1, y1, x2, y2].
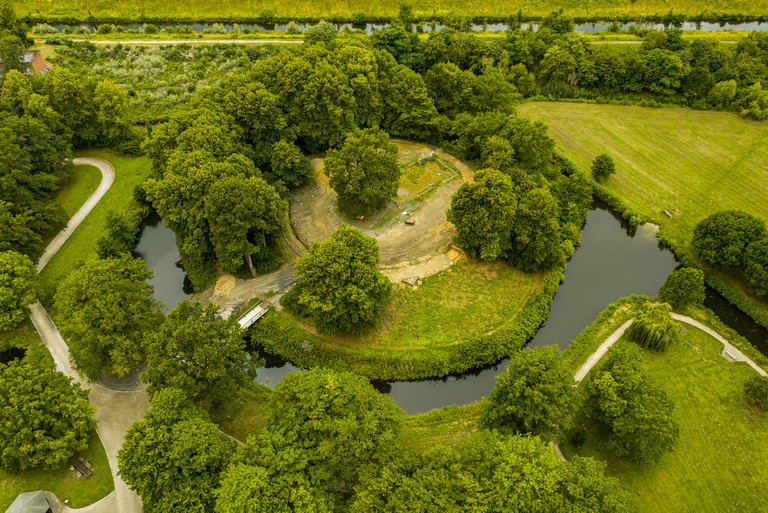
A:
[517, 101, 768, 323]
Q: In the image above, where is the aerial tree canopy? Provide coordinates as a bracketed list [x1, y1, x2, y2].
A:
[143, 300, 258, 404]
[0, 250, 37, 331]
[0, 351, 96, 472]
[481, 345, 576, 439]
[54, 255, 163, 380]
[447, 168, 517, 261]
[657, 267, 706, 307]
[293, 225, 392, 335]
[324, 127, 400, 218]
[692, 210, 766, 269]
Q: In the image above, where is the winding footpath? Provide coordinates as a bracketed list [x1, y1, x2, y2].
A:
[28, 158, 147, 513]
[574, 314, 768, 382]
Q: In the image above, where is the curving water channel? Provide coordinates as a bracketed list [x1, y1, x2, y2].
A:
[134, 202, 768, 414]
[53, 20, 768, 35]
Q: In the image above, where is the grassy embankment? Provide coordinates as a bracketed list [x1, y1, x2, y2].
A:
[564, 330, 768, 512]
[13, 0, 768, 22]
[38, 151, 152, 304]
[0, 430, 114, 511]
[518, 102, 768, 326]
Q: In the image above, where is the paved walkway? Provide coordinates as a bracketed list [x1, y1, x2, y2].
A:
[28, 158, 146, 513]
[37, 158, 115, 272]
[574, 314, 768, 382]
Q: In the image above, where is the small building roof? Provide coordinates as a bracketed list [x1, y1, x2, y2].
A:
[5, 491, 50, 513]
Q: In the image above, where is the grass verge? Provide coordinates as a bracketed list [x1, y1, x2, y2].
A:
[38, 151, 151, 304]
[518, 101, 768, 327]
[41, 164, 102, 248]
[563, 331, 768, 513]
[0, 430, 114, 510]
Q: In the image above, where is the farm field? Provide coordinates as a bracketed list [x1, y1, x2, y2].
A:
[517, 101, 768, 322]
[13, 0, 768, 22]
[563, 331, 768, 513]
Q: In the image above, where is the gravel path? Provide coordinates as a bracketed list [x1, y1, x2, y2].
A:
[28, 158, 146, 513]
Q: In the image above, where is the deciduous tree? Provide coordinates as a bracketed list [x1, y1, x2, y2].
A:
[481, 345, 576, 439]
[510, 187, 565, 272]
[0, 250, 37, 331]
[54, 255, 162, 380]
[325, 128, 400, 217]
[745, 238, 768, 296]
[293, 225, 392, 335]
[0, 351, 96, 472]
[270, 140, 312, 190]
[657, 267, 706, 307]
[447, 168, 517, 261]
[591, 153, 616, 183]
[692, 210, 766, 269]
[143, 300, 257, 403]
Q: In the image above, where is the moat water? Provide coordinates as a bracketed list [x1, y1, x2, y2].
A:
[133, 202, 768, 414]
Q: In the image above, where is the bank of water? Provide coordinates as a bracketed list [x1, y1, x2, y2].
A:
[51, 20, 768, 36]
[135, 203, 768, 414]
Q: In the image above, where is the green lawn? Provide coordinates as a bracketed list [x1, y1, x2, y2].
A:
[14, 0, 768, 21]
[563, 331, 768, 513]
[41, 164, 102, 248]
[0, 431, 114, 510]
[518, 102, 768, 322]
[39, 151, 151, 303]
[326, 259, 546, 351]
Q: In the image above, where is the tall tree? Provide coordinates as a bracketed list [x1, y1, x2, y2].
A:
[325, 128, 400, 217]
[446, 168, 517, 261]
[270, 140, 312, 190]
[293, 225, 392, 335]
[481, 345, 576, 440]
[588, 343, 679, 465]
[54, 255, 163, 380]
[118, 388, 235, 513]
[0, 351, 96, 472]
[745, 238, 768, 296]
[0, 250, 37, 331]
[657, 267, 706, 307]
[692, 210, 766, 269]
[510, 188, 565, 272]
[204, 175, 287, 276]
[143, 300, 257, 403]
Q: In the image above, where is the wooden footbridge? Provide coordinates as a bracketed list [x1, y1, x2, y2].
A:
[237, 302, 269, 329]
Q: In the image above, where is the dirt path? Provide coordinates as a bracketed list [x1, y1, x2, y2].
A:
[63, 38, 302, 45]
[28, 158, 146, 513]
[573, 315, 767, 382]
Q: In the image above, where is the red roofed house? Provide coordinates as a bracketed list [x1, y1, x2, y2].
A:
[0, 49, 49, 75]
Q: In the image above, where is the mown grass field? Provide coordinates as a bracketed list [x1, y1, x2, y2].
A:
[14, 0, 768, 22]
[39, 151, 151, 303]
[0, 431, 114, 510]
[563, 331, 768, 513]
[323, 259, 547, 350]
[518, 101, 768, 321]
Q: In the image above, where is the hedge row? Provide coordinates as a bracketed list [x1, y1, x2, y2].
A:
[247, 266, 565, 381]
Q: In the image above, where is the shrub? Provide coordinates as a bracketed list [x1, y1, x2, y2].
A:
[257, 8, 277, 26]
[658, 267, 705, 307]
[351, 10, 367, 25]
[591, 153, 616, 183]
[626, 303, 679, 352]
[97, 23, 112, 34]
[212, 23, 227, 34]
[304, 20, 337, 45]
[744, 375, 768, 410]
[142, 23, 157, 34]
[32, 23, 58, 35]
[286, 21, 301, 34]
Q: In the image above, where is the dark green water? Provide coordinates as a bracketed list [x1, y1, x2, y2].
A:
[134, 203, 768, 414]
